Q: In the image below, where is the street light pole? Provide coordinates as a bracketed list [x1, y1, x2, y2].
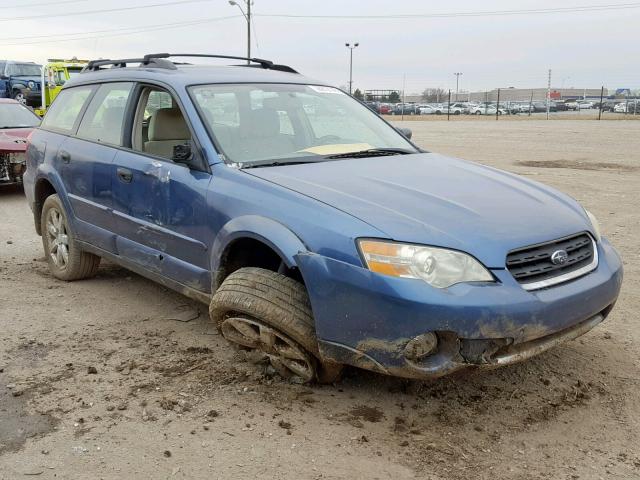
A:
[454, 72, 463, 101]
[345, 42, 359, 95]
[229, 0, 252, 64]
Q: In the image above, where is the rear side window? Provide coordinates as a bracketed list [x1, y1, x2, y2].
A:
[41, 86, 93, 133]
[77, 82, 133, 146]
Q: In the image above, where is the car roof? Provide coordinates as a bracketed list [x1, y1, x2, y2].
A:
[65, 64, 326, 90]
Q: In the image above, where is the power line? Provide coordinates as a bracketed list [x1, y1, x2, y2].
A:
[8, 0, 91, 7]
[0, 16, 242, 46]
[0, 0, 209, 22]
[255, 2, 640, 19]
[0, 15, 241, 42]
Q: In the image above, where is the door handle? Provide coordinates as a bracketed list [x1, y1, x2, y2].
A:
[117, 167, 133, 183]
[59, 150, 71, 164]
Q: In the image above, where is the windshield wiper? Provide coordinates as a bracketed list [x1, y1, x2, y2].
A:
[324, 148, 414, 160]
[241, 158, 325, 169]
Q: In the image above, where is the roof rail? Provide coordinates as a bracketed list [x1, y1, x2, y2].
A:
[83, 53, 298, 74]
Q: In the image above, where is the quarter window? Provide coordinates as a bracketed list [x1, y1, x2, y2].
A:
[77, 82, 133, 146]
[41, 85, 94, 133]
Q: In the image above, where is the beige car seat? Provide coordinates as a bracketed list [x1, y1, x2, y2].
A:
[144, 107, 191, 159]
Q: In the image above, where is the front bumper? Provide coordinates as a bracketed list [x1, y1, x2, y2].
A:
[25, 89, 41, 107]
[296, 238, 623, 379]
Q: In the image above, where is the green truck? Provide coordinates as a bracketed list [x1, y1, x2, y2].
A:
[34, 58, 87, 116]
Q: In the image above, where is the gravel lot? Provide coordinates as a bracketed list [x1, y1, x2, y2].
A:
[1, 120, 638, 479]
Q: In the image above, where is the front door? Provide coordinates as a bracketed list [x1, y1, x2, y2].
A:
[110, 86, 213, 292]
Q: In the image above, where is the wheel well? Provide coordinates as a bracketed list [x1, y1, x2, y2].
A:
[215, 237, 302, 290]
[33, 179, 56, 235]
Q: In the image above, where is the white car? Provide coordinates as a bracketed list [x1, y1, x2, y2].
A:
[577, 101, 594, 110]
[471, 105, 506, 115]
[613, 102, 636, 113]
[418, 105, 437, 115]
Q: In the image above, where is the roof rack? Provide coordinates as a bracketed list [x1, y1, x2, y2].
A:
[83, 53, 298, 74]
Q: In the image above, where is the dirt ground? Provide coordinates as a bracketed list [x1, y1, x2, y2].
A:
[1, 120, 639, 480]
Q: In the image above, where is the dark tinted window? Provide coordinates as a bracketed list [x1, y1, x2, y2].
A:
[41, 86, 94, 133]
[77, 83, 133, 145]
[6, 63, 41, 76]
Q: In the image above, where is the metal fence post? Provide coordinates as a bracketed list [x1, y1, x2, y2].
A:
[598, 86, 604, 120]
[447, 90, 451, 121]
[496, 88, 501, 120]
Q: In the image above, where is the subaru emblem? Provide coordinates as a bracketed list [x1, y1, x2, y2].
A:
[551, 249, 569, 265]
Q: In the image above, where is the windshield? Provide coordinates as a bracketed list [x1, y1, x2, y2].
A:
[0, 102, 41, 128]
[6, 63, 42, 77]
[189, 83, 418, 166]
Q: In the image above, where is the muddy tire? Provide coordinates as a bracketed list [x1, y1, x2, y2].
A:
[209, 267, 342, 383]
[41, 194, 100, 281]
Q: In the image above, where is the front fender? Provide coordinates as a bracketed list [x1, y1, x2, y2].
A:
[210, 215, 308, 281]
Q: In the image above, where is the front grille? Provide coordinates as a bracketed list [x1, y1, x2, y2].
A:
[506, 232, 596, 290]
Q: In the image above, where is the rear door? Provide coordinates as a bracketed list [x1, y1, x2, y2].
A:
[53, 82, 134, 253]
[110, 85, 213, 292]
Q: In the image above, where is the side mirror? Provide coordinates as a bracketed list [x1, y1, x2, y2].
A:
[172, 143, 194, 165]
[398, 127, 412, 140]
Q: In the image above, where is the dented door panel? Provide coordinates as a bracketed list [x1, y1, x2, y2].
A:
[110, 150, 214, 291]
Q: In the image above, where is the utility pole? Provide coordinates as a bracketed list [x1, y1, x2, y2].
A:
[546, 69, 552, 120]
[454, 72, 463, 102]
[345, 42, 359, 95]
[228, 0, 252, 64]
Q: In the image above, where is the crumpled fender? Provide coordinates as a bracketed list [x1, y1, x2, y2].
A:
[211, 215, 307, 284]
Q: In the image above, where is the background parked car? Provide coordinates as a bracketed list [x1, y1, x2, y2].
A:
[391, 103, 419, 115]
[614, 101, 639, 113]
[418, 105, 437, 115]
[577, 101, 595, 109]
[0, 98, 40, 185]
[470, 104, 507, 115]
[0, 60, 43, 106]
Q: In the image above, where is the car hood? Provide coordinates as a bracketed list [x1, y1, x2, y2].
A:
[246, 153, 594, 268]
[0, 128, 31, 152]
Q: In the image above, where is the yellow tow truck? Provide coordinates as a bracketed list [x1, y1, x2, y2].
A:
[34, 58, 88, 116]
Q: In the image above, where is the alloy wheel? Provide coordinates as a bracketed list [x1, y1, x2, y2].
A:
[221, 315, 315, 382]
[45, 207, 69, 269]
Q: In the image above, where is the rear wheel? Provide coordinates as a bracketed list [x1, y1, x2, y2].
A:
[210, 267, 342, 383]
[41, 194, 101, 281]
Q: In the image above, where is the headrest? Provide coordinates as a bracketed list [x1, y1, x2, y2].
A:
[148, 108, 190, 141]
[249, 108, 280, 138]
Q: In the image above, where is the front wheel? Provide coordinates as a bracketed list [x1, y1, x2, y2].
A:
[41, 194, 101, 281]
[210, 267, 342, 383]
[12, 90, 26, 105]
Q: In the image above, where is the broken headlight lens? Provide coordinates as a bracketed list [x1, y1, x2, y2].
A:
[358, 239, 494, 289]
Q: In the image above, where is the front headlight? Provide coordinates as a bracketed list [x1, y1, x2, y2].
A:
[28, 81, 35, 89]
[358, 239, 494, 288]
[585, 209, 601, 242]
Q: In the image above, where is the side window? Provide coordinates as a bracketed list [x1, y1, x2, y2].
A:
[133, 88, 192, 161]
[77, 82, 133, 145]
[41, 85, 94, 133]
[144, 90, 173, 119]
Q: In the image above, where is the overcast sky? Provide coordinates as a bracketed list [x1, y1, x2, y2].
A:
[1, 0, 638, 93]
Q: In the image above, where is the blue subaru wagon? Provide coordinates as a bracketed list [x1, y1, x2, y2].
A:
[24, 54, 622, 383]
